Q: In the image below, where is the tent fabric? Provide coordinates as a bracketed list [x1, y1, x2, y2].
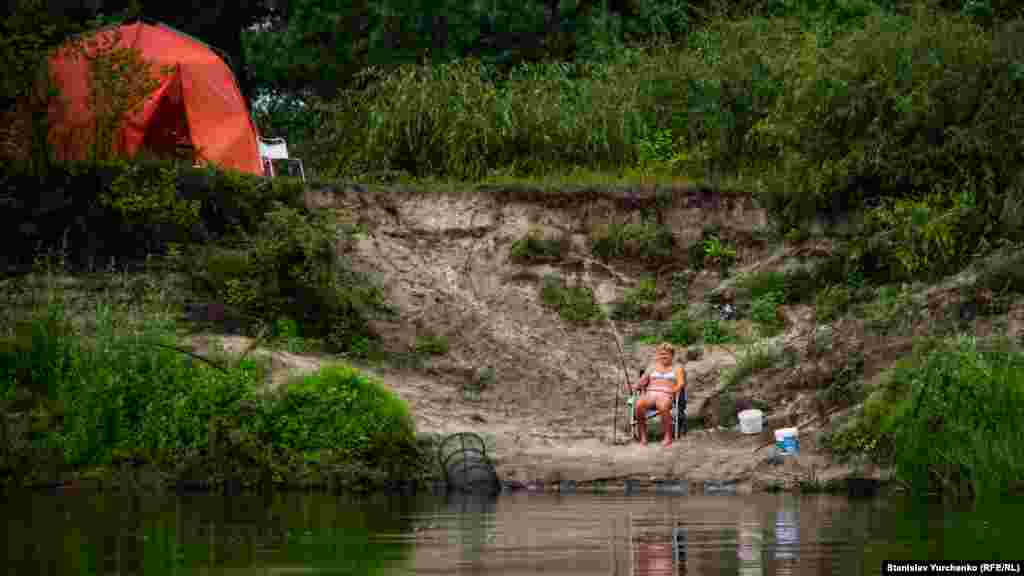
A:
[47, 22, 262, 175]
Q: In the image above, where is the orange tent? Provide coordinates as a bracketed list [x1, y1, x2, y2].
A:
[47, 21, 263, 175]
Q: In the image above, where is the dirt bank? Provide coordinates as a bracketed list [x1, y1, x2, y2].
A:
[182, 182, 908, 492]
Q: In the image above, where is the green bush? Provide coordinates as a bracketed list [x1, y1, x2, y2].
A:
[687, 227, 737, 272]
[179, 203, 389, 354]
[258, 364, 415, 462]
[823, 351, 866, 406]
[665, 310, 700, 345]
[750, 290, 785, 335]
[722, 343, 781, 388]
[881, 337, 1024, 501]
[510, 230, 570, 262]
[2, 159, 307, 274]
[611, 277, 658, 320]
[783, 268, 818, 303]
[862, 284, 918, 334]
[741, 270, 789, 301]
[0, 303, 418, 480]
[539, 274, 604, 323]
[414, 334, 449, 356]
[751, 6, 1024, 274]
[0, 303, 260, 467]
[815, 284, 853, 321]
[701, 318, 735, 344]
[977, 248, 1024, 294]
[591, 220, 675, 263]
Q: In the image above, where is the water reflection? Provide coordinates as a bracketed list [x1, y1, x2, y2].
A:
[6, 488, 1024, 575]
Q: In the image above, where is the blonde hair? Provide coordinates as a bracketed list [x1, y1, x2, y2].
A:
[656, 342, 675, 356]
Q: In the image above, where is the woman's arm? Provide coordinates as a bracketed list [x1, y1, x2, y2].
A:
[673, 366, 686, 396]
[633, 372, 650, 392]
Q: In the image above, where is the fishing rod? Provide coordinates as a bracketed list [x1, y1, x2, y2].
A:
[606, 315, 633, 445]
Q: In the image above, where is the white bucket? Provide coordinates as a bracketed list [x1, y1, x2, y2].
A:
[774, 427, 800, 456]
[738, 409, 763, 434]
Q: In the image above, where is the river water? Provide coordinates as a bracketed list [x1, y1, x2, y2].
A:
[5, 488, 1023, 575]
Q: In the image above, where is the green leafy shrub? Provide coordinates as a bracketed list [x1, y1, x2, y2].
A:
[781, 267, 819, 303]
[2, 159, 306, 274]
[687, 227, 737, 272]
[977, 248, 1024, 294]
[179, 203, 388, 354]
[752, 6, 1024, 277]
[750, 291, 785, 336]
[702, 318, 735, 344]
[741, 270, 789, 301]
[271, 316, 319, 354]
[258, 364, 415, 462]
[99, 162, 200, 231]
[0, 303, 260, 466]
[510, 230, 570, 262]
[539, 274, 604, 323]
[862, 284, 918, 334]
[665, 310, 700, 345]
[668, 271, 693, 312]
[414, 334, 449, 356]
[611, 277, 658, 320]
[722, 343, 781, 388]
[0, 296, 421, 487]
[703, 235, 738, 272]
[881, 337, 1024, 501]
[815, 284, 853, 321]
[591, 220, 675, 263]
[823, 351, 866, 406]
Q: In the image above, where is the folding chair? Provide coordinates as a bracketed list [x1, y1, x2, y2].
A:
[259, 136, 306, 181]
[627, 383, 687, 441]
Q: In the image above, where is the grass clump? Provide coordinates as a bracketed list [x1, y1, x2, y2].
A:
[822, 351, 866, 407]
[750, 291, 785, 336]
[666, 310, 700, 345]
[414, 334, 449, 356]
[462, 366, 495, 402]
[977, 248, 1024, 295]
[591, 220, 675, 263]
[815, 284, 854, 322]
[861, 284, 918, 335]
[701, 317, 736, 345]
[828, 337, 1024, 501]
[722, 343, 782, 388]
[884, 337, 1024, 501]
[539, 274, 604, 323]
[509, 230, 570, 262]
[687, 227, 739, 273]
[741, 270, 789, 301]
[611, 277, 658, 321]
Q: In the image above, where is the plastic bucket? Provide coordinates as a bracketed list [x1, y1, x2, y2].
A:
[738, 409, 763, 434]
[774, 427, 800, 456]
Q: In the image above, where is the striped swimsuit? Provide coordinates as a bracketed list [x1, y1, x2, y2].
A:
[647, 368, 676, 399]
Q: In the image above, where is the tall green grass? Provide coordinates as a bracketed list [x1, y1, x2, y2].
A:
[883, 337, 1024, 501]
[831, 336, 1024, 501]
[308, 3, 1024, 286]
[0, 302, 416, 480]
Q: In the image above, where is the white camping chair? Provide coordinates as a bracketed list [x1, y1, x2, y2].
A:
[259, 137, 306, 181]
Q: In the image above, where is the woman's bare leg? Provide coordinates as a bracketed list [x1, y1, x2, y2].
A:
[635, 396, 652, 445]
[655, 395, 674, 446]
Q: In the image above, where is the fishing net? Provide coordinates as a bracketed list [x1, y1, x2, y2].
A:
[439, 432, 500, 494]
